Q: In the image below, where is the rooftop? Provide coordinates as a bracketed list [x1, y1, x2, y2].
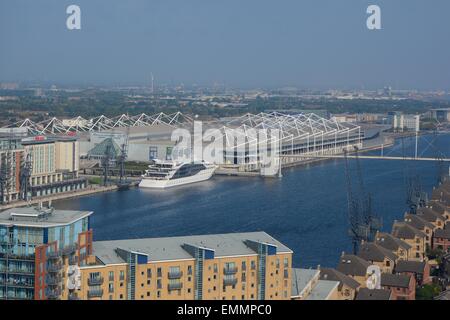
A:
[358, 242, 398, 262]
[320, 268, 361, 290]
[336, 254, 371, 277]
[434, 228, 450, 240]
[291, 268, 320, 298]
[395, 260, 427, 275]
[0, 206, 92, 228]
[91, 231, 293, 265]
[375, 232, 412, 251]
[392, 222, 426, 240]
[381, 273, 412, 288]
[305, 280, 339, 300]
[356, 288, 392, 300]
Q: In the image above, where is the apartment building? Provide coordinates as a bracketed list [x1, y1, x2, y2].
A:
[336, 254, 370, 287]
[357, 242, 398, 274]
[0, 136, 24, 203]
[391, 222, 427, 261]
[374, 232, 412, 261]
[75, 232, 293, 301]
[380, 273, 415, 300]
[319, 268, 360, 300]
[0, 206, 93, 300]
[21, 136, 86, 197]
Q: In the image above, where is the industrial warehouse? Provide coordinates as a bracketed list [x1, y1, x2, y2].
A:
[2, 111, 363, 177]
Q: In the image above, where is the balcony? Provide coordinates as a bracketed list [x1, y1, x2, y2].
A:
[47, 251, 60, 260]
[0, 279, 34, 288]
[88, 277, 104, 286]
[46, 275, 61, 286]
[69, 256, 79, 266]
[168, 282, 183, 291]
[61, 244, 78, 256]
[168, 270, 183, 279]
[223, 278, 238, 287]
[88, 289, 104, 298]
[46, 289, 61, 300]
[47, 263, 62, 273]
[0, 254, 35, 262]
[6, 268, 34, 275]
[68, 293, 80, 300]
[223, 266, 238, 275]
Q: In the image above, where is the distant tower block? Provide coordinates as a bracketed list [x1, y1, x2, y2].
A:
[150, 73, 154, 93]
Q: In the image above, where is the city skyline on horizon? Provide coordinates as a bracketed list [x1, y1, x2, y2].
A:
[1, 0, 450, 90]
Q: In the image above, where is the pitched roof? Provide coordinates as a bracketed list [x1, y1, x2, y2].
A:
[305, 280, 340, 300]
[395, 260, 427, 275]
[434, 228, 450, 240]
[358, 242, 398, 262]
[375, 232, 411, 251]
[291, 268, 320, 298]
[417, 207, 446, 223]
[356, 288, 392, 300]
[404, 213, 435, 231]
[430, 201, 449, 215]
[381, 273, 412, 288]
[336, 254, 370, 277]
[320, 268, 360, 290]
[392, 221, 426, 240]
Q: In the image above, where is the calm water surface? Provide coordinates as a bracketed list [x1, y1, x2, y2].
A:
[54, 134, 450, 268]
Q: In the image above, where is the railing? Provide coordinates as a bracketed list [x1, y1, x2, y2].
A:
[46, 289, 61, 300]
[46, 275, 61, 286]
[88, 289, 104, 298]
[168, 270, 183, 279]
[68, 293, 80, 300]
[4, 268, 34, 275]
[88, 277, 104, 286]
[0, 254, 35, 262]
[0, 279, 34, 288]
[69, 256, 79, 266]
[47, 263, 62, 273]
[61, 244, 78, 256]
[223, 278, 238, 287]
[223, 266, 238, 275]
[168, 282, 183, 291]
[47, 251, 60, 259]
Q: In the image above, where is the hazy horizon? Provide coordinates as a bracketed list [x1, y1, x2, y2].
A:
[1, 0, 450, 90]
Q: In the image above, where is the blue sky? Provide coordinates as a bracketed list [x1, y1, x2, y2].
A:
[1, 0, 449, 89]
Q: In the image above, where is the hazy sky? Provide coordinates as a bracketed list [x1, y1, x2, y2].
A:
[1, 0, 449, 89]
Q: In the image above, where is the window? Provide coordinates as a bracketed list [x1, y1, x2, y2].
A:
[242, 261, 246, 270]
[250, 261, 256, 270]
[149, 146, 158, 160]
[157, 279, 162, 289]
[119, 270, 125, 281]
[109, 271, 114, 282]
[166, 147, 173, 160]
[157, 267, 162, 277]
[147, 268, 152, 278]
[187, 266, 192, 275]
[108, 283, 114, 293]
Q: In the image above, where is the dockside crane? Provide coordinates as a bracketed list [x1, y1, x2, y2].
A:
[101, 145, 113, 187]
[19, 153, 33, 201]
[116, 128, 131, 190]
[343, 146, 381, 254]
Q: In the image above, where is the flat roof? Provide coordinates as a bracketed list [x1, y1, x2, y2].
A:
[0, 206, 92, 228]
[92, 231, 293, 265]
